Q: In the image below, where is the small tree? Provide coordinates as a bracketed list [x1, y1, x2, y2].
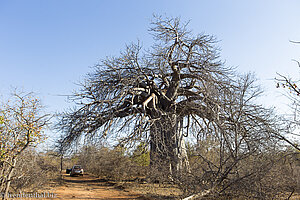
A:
[52, 136, 69, 174]
[131, 142, 150, 167]
[0, 92, 49, 200]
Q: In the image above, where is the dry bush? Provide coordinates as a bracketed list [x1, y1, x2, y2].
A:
[10, 149, 59, 192]
[222, 154, 300, 199]
[179, 142, 300, 200]
[76, 145, 149, 181]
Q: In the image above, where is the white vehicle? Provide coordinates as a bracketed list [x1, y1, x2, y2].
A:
[70, 165, 84, 176]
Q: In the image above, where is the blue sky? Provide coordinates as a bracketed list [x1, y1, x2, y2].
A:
[1, 0, 300, 145]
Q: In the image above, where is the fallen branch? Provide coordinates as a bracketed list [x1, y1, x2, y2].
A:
[181, 188, 212, 200]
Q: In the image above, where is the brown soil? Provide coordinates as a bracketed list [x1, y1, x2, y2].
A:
[32, 174, 146, 200]
[11, 174, 300, 200]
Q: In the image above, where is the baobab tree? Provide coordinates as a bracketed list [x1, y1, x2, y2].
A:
[57, 16, 281, 183]
[58, 15, 234, 176]
[57, 16, 300, 199]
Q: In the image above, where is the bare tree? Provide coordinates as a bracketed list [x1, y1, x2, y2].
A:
[57, 16, 292, 199]
[51, 134, 71, 175]
[57, 15, 235, 176]
[180, 74, 292, 199]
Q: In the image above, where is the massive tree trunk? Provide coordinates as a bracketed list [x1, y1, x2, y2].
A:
[150, 114, 190, 178]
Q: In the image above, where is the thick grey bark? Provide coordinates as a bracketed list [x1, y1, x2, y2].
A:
[150, 114, 190, 176]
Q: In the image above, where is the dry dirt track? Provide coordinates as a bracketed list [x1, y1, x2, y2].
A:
[33, 174, 145, 200]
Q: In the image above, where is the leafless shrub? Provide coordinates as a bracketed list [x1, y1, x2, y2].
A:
[75, 145, 148, 181]
[180, 142, 300, 200]
[8, 149, 59, 193]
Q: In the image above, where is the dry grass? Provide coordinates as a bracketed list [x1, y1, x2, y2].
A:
[115, 181, 182, 200]
[24, 172, 300, 200]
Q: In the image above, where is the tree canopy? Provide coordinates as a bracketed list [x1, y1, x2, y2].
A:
[58, 16, 233, 146]
[57, 16, 293, 198]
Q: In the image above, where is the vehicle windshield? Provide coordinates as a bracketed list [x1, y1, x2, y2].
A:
[73, 166, 82, 169]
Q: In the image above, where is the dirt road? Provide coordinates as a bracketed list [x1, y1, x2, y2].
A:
[35, 174, 144, 200]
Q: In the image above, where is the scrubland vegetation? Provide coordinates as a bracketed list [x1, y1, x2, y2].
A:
[5, 141, 299, 199]
[1, 15, 300, 200]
